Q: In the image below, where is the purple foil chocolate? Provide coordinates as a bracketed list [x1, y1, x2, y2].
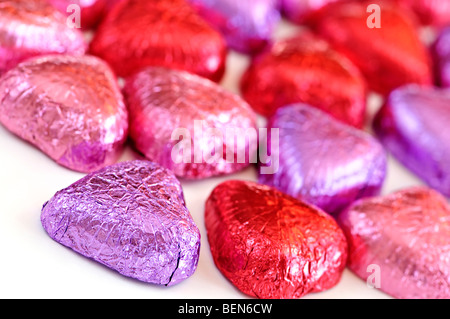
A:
[0, 54, 128, 173]
[259, 104, 387, 215]
[0, 0, 86, 74]
[432, 27, 450, 88]
[123, 66, 258, 180]
[41, 160, 201, 286]
[188, 0, 280, 53]
[338, 187, 450, 299]
[373, 85, 450, 197]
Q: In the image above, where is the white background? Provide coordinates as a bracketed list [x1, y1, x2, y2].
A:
[0, 20, 426, 299]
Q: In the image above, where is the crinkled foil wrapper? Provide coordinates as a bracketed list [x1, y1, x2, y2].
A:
[280, 0, 342, 24]
[47, 0, 108, 29]
[308, 0, 432, 95]
[338, 187, 450, 299]
[373, 85, 450, 197]
[0, 0, 86, 74]
[41, 160, 201, 286]
[396, 0, 450, 27]
[188, 0, 280, 54]
[89, 0, 227, 81]
[259, 104, 387, 215]
[432, 27, 450, 88]
[124, 67, 258, 180]
[205, 180, 348, 299]
[240, 32, 367, 128]
[0, 54, 128, 173]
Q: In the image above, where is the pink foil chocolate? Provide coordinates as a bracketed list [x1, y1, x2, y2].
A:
[188, 0, 280, 53]
[338, 187, 450, 299]
[123, 67, 258, 180]
[0, 0, 86, 74]
[41, 160, 201, 286]
[373, 85, 450, 197]
[205, 180, 348, 299]
[432, 27, 450, 88]
[240, 32, 367, 127]
[395, 0, 450, 27]
[89, 0, 227, 81]
[259, 104, 387, 215]
[46, 0, 107, 29]
[0, 54, 128, 173]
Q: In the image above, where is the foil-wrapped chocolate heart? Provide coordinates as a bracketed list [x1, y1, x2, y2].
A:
[395, 0, 450, 27]
[41, 160, 201, 286]
[205, 180, 348, 299]
[338, 187, 450, 299]
[259, 104, 387, 215]
[373, 84, 450, 197]
[47, 0, 107, 29]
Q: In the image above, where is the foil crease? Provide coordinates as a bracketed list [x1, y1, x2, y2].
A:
[0, 54, 128, 173]
[338, 187, 450, 299]
[432, 27, 450, 88]
[240, 32, 367, 128]
[205, 180, 348, 299]
[46, 0, 108, 29]
[89, 0, 227, 81]
[308, 0, 432, 95]
[188, 0, 280, 54]
[259, 104, 387, 215]
[396, 0, 450, 27]
[41, 160, 201, 286]
[373, 85, 450, 197]
[123, 67, 258, 180]
[0, 0, 86, 74]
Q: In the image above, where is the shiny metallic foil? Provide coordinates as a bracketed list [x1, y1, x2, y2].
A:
[205, 180, 348, 299]
[188, 0, 280, 54]
[0, 54, 128, 173]
[259, 104, 387, 215]
[123, 67, 258, 180]
[432, 27, 450, 88]
[0, 0, 86, 74]
[41, 160, 201, 286]
[373, 85, 450, 197]
[89, 0, 227, 81]
[396, 0, 450, 27]
[338, 187, 450, 299]
[240, 32, 367, 128]
[47, 0, 108, 29]
[280, 0, 342, 24]
[308, 0, 432, 95]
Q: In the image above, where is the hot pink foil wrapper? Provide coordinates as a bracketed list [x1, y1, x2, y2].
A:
[123, 67, 258, 180]
[0, 0, 86, 74]
[338, 187, 450, 299]
[46, 0, 108, 29]
[0, 54, 128, 173]
[432, 27, 450, 88]
[280, 0, 343, 23]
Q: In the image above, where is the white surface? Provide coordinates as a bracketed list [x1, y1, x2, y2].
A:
[0, 20, 426, 299]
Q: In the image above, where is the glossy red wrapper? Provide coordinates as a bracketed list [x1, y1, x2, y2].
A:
[205, 180, 348, 299]
[338, 187, 450, 299]
[46, 0, 107, 29]
[309, 0, 432, 95]
[395, 0, 450, 27]
[0, 0, 86, 74]
[240, 32, 367, 127]
[89, 0, 227, 81]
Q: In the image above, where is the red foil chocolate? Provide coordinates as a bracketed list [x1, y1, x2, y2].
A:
[240, 32, 367, 127]
[89, 0, 227, 81]
[396, 0, 450, 27]
[47, 0, 107, 29]
[205, 180, 348, 299]
[309, 0, 432, 95]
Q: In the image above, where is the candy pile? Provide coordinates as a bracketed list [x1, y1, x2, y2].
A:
[1, 0, 449, 299]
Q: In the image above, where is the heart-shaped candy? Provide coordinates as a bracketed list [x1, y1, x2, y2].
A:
[0, 54, 128, 173]
[432, 27, 450, 88]
[123, 66, 258, 180]
[205, 180, 348, 299]
[308, 0, 432, 95]
[41, 160, 201, 286]
[89, 0, 227, 81]
[47, 0, 107, 29]
[240, 32, 367, 127]
[188, 0, 280, 54]
[338, 187, 450, 299]
[0, 0, 86, 74]
[373, 85, 450, 197]
[259, 104, 387, 215]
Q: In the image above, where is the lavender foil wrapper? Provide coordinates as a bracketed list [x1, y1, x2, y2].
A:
[373, 85, 450, 197]
[0, 54, 128, 173]
[41, 160, 201, 286]
[338, 187, 450, 299]
[0, 0, 86, 74]
[259, 104, 387, 215]
[432, 27, 450, 88]
[188, 0, 280, 53]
